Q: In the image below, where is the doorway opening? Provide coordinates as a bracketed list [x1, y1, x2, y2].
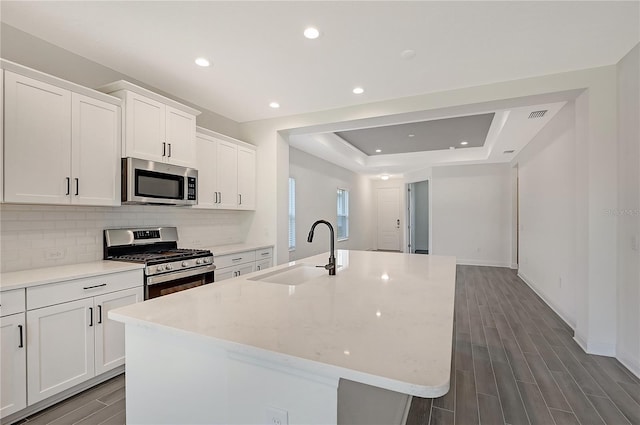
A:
[407, 180, 429, 254]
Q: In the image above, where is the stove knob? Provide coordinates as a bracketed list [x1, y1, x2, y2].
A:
[196, 259, 203, 265]
[166, 264, 173, 271]
[156, 265, 164, 272]
[182, 261, 188, 268]
[203, 258, 210, 264]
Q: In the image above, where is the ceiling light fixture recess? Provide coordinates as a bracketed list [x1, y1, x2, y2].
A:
[194, 57, 210, 67]
[375, 149, 382, 153]
[408, 134, 415, 138]
[303, 27, 320, 39]
[381, 175, 390, 181]
[400, 49, 416, 60]
[352, 87, 364, 94]
[460, 141, 468, 145]
[269, 102, 280, 109]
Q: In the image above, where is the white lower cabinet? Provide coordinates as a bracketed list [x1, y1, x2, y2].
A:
[0, 312, 27, 418]
[26, 284, 142, 404]
[215, 247, 273, 282]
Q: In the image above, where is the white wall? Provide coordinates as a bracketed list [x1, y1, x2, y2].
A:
[0, 204, 252, 272]
[289, 148, 372, 261]
[616, 44, 640, 377]
[514, 102, 577, 327]
[430, 164, 512, 267]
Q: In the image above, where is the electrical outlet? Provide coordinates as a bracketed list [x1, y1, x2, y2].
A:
[266, 407, 288, 425]
[45, 249, 66, 260]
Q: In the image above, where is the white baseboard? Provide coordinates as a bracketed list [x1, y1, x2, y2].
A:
[517, 271, 576, 329]
[510, 263, 519, 270]
[616, 348, 640, 379]
[457, 259, 512, 268]
[573, 328, 617, 356]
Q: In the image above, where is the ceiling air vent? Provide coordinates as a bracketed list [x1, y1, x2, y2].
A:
[528, 110, 547, 119]
[503, 150, 515, 154]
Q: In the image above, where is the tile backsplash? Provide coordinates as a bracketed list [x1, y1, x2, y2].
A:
[0, 204, 253, 272]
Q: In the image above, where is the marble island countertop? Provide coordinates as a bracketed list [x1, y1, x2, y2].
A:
[110, 250, 456, 398]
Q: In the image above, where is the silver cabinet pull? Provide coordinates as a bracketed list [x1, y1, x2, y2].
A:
[214, 192, 218, 204]
[218, 192, 222, 203]
[75, 178, 79, 196]
[66, 177, 70, 195]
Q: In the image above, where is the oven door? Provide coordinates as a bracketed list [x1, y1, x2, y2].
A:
[145, 265, 215, 299]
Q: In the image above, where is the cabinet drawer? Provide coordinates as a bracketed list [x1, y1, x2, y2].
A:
[27, 270, 143, 310]
[0, 289, 25, 317]
[215, 251, 256, 269]
[255, 247, 273, 260]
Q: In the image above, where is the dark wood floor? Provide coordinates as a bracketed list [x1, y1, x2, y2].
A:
[407, 265, 640, 425]
[14, 265, 639, 425]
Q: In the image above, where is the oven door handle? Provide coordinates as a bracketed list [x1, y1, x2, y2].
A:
[146, 264, 217, 286]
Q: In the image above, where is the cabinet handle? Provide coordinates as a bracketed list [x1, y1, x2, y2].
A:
[75, 178, 79, 196]
[239, 194, 242, 205]
[162, 142, 166, 157]
[18, 325, 24, 348]
[257, 265, 261, 270]
[98, 305, 103, 324]
[89, 307, 94, 327]
[232, 257, 242, 262]
[214, 192, 218, 203]
[168, 143, 172, 158]
[261, 252, 269, 256]
[218, 192, 222, 203]
[83, 283, 107, 290]
[66, 177, 70, 195]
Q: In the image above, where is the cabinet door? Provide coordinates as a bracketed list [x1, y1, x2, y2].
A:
[237, 146, 256, 210]
[71, 93, 121, 206]
[0, 313, 26, 418]
[195, 134, 218, 209]
[166, 106, 196, 168]
[214, 267, 236, 282]
[27, 298, 95, 404]
[4, 71, 72, 204]
[1, 69, 4, 202]
[255, 258, 272, 272]
[94, 287, 142, 375]
[125, 92, 165, 162]
[236, 263, 255, 277]
[216, 140, 238, 209]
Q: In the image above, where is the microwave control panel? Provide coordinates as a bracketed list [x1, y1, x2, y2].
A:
[187, 177, 197, 201]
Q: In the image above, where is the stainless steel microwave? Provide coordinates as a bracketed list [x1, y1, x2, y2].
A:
[121, 158, 197, 206]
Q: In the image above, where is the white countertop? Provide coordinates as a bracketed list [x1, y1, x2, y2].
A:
[0, 261, 144, 291]
[110, 250, 456, 397]
[204, 242, 273, 256]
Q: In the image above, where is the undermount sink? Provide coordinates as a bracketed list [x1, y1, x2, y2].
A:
[249, 263, 335, 285]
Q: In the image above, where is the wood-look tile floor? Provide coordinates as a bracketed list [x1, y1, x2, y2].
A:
[15, 374, 125, 425]
[407, 265, 640, 425]
[15, 266, 639, 425]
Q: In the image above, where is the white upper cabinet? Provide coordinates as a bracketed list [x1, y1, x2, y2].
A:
[237, 146, 256, 210]
[195, 128, 256, 211]
[100, 81, 200, 169]
[3, 66, 121, 206]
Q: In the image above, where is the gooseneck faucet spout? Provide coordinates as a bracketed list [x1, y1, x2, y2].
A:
[307, 220, 336, 275]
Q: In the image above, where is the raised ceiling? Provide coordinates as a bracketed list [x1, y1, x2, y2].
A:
[1, 1, 638, 123]
[335, 113, 495, 156]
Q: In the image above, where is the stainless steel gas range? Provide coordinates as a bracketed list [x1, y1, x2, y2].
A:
[104, 227, 215, 299]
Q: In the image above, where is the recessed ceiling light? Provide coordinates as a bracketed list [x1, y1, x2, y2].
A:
[352, 87, 364, 94]
[303, 27, 320, 39]
[194, 57, 210, 67]
[400, 49, 416, 60]
[269, 102, 280, 109]
[381, 175, 389, 180]
[460, 141, 468, 145]
[375, 149, 382, 153]
[449, 146, 455, 150]
[408, 134, 415, 138]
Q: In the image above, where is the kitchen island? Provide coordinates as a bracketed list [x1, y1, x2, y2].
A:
[110, 250, 456, 425]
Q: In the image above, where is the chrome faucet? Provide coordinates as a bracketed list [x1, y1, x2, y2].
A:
[307, 220, 336, 275]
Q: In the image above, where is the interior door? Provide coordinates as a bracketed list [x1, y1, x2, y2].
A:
[377, 187, 401, 251]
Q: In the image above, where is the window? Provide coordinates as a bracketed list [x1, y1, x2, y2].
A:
[337, 188, 349, 241]
[288, 177, 296, 251]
